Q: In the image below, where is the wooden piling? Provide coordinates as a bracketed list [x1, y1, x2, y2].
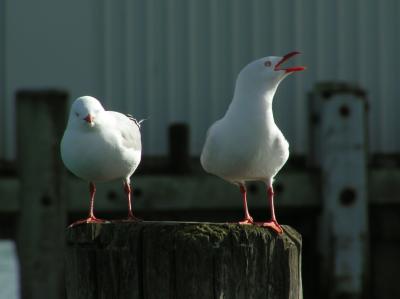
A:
[16, 90, 68, 299]
[66, 222, 302, 299]
[310, 82, 369, 298]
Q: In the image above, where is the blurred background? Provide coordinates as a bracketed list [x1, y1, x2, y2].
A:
[0, 0, 399, 298]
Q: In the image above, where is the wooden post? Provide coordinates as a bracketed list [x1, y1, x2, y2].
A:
[168, 123, 190, 173]
[16, 90, 68, 299]
[310, 82, 369, 298]
[66, 222, 302, 299]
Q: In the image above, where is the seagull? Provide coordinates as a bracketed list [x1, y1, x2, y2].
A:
[200, 52, 305, 233]
[60, 96, 142, 226]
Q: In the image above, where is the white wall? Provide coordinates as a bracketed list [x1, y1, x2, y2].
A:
[1, 0, 400, 159]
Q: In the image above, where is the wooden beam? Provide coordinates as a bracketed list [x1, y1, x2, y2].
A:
[1, 168, 400, 214]
[66, 170, 319, 213]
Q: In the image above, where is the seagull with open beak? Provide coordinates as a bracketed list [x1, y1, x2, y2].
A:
[201, 52, 306, 233]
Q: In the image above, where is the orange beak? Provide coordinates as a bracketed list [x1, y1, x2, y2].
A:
[84, 114, 94, 124]
[274, 51, 306, 73]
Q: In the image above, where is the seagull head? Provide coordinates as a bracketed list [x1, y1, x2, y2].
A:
[68, 96, 105, 128]
[237, 51, 305, 94]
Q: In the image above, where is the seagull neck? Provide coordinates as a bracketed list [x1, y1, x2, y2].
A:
[232, 85, 277, 111]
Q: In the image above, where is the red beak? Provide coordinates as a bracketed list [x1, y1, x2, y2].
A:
[84, 114, 94, 123]
[274, 51, 306, 73]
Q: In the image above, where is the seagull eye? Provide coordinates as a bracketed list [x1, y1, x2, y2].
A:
[264, 61, 272, 67]
[75, 112, 80, 117]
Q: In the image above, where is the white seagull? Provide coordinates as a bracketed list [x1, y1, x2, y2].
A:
[201, 52, 305, 233]
[61, 96, 142, 226]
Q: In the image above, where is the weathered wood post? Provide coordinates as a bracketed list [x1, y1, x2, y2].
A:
[309, 82, 369, 298]
[16, 90, 68, 299]
[66, 222, 302, 299]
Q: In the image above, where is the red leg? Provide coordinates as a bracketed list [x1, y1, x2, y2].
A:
[238, 184, 254, 225]
[69, 182, 107, 227]
[256, 185, 283, 234]
[89, 181, 96, 219]
[122, 181, 141, 222]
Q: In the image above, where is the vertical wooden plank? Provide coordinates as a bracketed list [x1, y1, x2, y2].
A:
[146, 0, 168, 155]
[302, 0, 319, 160]
[292, 0, 305, 153]
[102, 0, 113, 104]
[318, 87, 369, 298]
[16, 90, 68, 299]
[127, 0, 148, 151]
[231, 0, 253, 73]
[316, 0, 338, 80]
[92, 0, 106, 102]
[357, 0, 378, 153]
[124, 0, 134, 112]
[3, 0, 16, 161]
[377, 0, 396, 152]
[166, 0, 189, 123]
[252, 0, 273, 58]
[105, 0, 126, 109]
[187, 0, 211, 154]
[0, 0, 5, 159]
[272, 1, 296, 145]
[210, 0, 233, 120]
[337, 0, 358, 81]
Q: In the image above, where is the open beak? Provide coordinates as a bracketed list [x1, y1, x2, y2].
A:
[274, 51, 306, 73]
[84, 114, 94, 125]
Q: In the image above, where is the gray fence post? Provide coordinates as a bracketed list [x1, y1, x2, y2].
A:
[310, 82, 369, 298]
[16, 90, 68, 299]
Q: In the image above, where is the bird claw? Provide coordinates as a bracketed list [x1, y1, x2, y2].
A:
[238, 217, 254, 225]
[68, 216, 108, 228]
[255, 220, 283, 234]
